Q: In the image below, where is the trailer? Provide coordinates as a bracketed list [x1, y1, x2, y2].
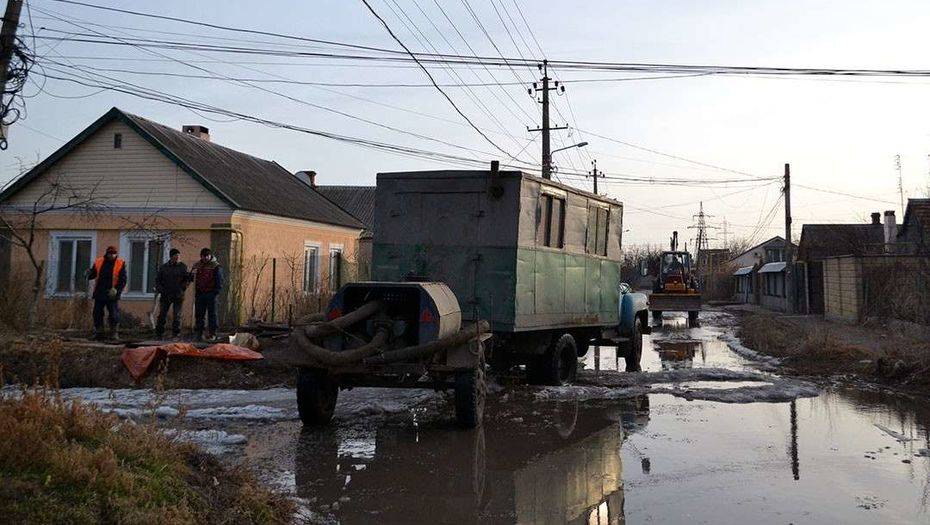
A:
[289, 166, 649, 428]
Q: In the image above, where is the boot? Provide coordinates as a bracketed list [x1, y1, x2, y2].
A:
[109, 328, 120, 342]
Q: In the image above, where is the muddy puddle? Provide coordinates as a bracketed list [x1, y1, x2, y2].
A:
[33, 310, 930, 524]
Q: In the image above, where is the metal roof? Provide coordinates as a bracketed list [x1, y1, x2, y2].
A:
[758, 262, 787, 273]
[315, 185, 376, 231]
[733, 266, 754, 276]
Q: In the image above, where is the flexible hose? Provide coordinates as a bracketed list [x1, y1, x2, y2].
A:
[364, 320, 490, 365]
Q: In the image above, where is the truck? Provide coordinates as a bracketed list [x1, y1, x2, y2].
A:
[290, 164, 650, 428]
[648, 231, 701, 327]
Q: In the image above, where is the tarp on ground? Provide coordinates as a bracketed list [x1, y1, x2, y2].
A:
[121, 343, 263, 381]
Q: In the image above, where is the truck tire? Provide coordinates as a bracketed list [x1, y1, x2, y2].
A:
[454, 368, 485, 428]
[528, 334, 578, 386]
[296, 368, 338, 426]
[687, 311, 700, 328]
[624, 318, 643, 372]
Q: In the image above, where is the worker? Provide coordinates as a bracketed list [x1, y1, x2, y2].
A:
[86, 245, 127, 340]
[666, 254, 685, 276]
[154, 248, 190, 340]
[190, 247, 223, 341]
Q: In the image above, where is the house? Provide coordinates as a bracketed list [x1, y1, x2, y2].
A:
[314, 183, 376, 279]
[729, 236, 796, 311]
[895, 198, 930, 252]
[0, 107, 365, 328]
[796, 212, 886, 314]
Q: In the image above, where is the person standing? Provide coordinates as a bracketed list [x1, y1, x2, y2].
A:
[154, 248, 189, 339]
[191, 247, 223, 341]
[86, 245, 127, 340]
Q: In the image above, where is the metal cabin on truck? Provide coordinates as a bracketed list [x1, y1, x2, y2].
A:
[291, 167, 649, 428]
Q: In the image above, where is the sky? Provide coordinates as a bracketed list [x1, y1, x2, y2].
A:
[4, 0, 930, 246]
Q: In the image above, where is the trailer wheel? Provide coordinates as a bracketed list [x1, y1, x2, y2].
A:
[454, 368, 485, 428]
[296, 368, 338, 426]
[624, 318, 643, 372]
[687, 311, 700, 328]
[528, 334, 578, 386]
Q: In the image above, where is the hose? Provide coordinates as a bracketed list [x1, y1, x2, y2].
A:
[291, 325, 390, 366]
[364, 320, 490, 365]
[301, 300, 383, 339]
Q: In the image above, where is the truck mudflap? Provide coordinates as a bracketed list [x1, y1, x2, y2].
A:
[648, 293, 702, 313]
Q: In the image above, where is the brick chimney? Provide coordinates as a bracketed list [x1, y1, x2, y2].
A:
[296, 170, 316, 187]
[182, 125, 210, 141]
[871, 212, 881, 225]
[884, 210, 897, 253]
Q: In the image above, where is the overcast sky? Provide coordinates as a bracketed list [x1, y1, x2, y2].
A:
[4, 0, 930, 246]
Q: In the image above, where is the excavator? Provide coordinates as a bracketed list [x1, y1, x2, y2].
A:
[647, 231, 701, 328]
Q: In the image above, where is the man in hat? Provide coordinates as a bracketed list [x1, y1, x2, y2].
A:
[190, 247, 223, 341]
[154, 248, 190, 340]
[86, 245, 127, 340]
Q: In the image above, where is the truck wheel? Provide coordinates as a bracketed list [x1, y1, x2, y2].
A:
[528, 334, 578, 386]
[687, 311, 700, 328]
[651, 311, 663, 324]
[624, 318, 643, 372]
[454, 368, 485, 428]
[296, 368, 338, 426]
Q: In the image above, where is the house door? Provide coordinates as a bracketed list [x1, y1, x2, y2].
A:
[808, 261, 824, 314]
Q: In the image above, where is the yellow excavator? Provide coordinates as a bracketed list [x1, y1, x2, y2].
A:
[647, 231, 701, 328]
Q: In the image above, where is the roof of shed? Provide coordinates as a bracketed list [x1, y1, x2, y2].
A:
[797, 223, 884, 260]
[315, 185, 376, 230]
[899, 198, 930, 238]
[0, 108, 365, 229]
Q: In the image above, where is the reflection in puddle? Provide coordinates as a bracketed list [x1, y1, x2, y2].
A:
[294, 397, 650, 524]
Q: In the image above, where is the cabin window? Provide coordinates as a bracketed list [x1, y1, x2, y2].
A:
[120, 232, 169, 295]
[49, 232, 95, 295]
[303, 242, 320, 293]
[537, 194, 565, 249]
[586, 205, 610, 256]
[113, 133, 122, 149]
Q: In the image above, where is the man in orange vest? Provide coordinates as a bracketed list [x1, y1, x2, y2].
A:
[86, 245, 127, 340]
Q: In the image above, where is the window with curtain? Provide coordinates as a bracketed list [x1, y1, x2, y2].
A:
[121, 233, 167, 295]
[303, 244, 319, 293]
[52, 235, 93, 294]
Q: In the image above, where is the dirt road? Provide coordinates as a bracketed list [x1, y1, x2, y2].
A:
[37, 310, 930, 524]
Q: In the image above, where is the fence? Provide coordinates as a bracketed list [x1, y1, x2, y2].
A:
[822, 254, 930, 325]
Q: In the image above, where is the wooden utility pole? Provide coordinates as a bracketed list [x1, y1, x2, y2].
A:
[528, 60, 567, 179]
[0, 0, 24, 149]
[784, 163, 794, 313]
[590, 159, 600, 194]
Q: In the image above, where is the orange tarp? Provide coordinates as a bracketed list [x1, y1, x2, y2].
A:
[121, 342, 263, 381]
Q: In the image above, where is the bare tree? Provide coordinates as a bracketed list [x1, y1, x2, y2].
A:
[0, 169, 106, 331]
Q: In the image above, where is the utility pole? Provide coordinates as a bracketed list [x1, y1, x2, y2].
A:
[895, 154, 905, 216]
[528, 60, 567, 179]
[590, 159, 600, 194]
[784, 163, 794, 313]
[0, 0, 24, 149]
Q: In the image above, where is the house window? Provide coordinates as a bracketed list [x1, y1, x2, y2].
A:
[303, 243, 320, 293]
[764, 272, 785, 297]
[765, 248, 784, 262]
[537, 193, 565, 249]
[49, 231, 96, 295]
[114, 133, 122, 149]
[586, 205, 610, 256]
[120, 232, 169, 295]
[329, 246, 343, 292]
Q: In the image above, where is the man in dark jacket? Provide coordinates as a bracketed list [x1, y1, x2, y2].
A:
[86, 245, 127, 340]
[190, 247, 223, 341]
[154, 248, 189, 339]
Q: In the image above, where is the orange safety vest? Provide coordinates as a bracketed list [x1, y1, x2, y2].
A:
[93, 256, 125, 293]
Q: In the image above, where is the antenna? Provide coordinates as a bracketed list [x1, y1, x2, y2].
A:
[895, 154, 905, 216]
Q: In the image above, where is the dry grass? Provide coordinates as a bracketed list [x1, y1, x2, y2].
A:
[0, 389, 293, 524]
[738, 312, 930, 389]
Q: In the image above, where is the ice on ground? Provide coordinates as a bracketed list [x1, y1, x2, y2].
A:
[542, 367, 820, 404]
[162, 428, 248, 455]
[716, 332, 781, 371]
[874, 423, 916, 442]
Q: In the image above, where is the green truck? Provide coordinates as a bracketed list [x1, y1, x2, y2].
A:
[292, 166, 649, 427]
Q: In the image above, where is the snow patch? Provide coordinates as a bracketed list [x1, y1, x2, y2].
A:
[162, 429, 248, 455]
[717, 332, 781, 371]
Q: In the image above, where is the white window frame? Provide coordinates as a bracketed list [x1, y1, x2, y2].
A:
[119, 231, 171, 298]
[329, 243, 344, 292]
[47, 230, 97, 298]
[303, 241, 321, 293]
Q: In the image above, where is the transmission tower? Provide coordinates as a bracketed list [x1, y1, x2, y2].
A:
[688, 202, 717, 255]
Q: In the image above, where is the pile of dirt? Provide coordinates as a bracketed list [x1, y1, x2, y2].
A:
[736, 311, 930, 392]
[0, 390, 293, 524]
[0, 337, 298, 390]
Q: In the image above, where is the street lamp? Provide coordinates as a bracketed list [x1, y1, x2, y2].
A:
[551, 141, 588, 155]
